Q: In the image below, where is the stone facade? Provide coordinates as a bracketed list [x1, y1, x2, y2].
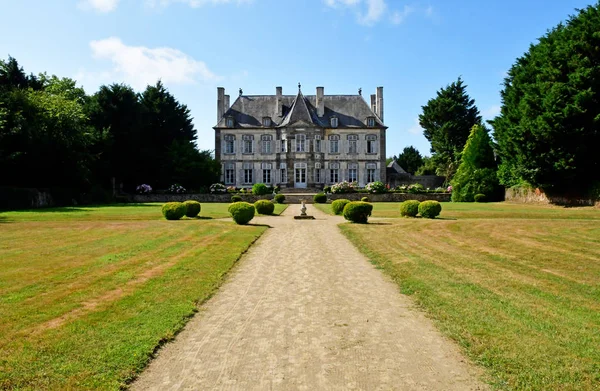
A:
[213, 85, 387, 189]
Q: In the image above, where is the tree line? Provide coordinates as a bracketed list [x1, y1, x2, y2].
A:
[392, 3, 600, 201]
[0, 57, 219, 203]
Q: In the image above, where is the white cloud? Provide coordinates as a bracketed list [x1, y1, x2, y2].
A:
[483, 105, 501, 118]
[84, 37, 219, 90]
[407, 118, 424, 135]
[147, 0, 252, 7]
[391, 5, 414, 25]
[425, 5, 434, 17]
[78, 0, 120, 13]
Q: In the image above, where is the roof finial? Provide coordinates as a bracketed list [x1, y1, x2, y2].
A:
[298, 82, 301, 92]
[358, 87, 362, 96]
[239, 88, 243, 96]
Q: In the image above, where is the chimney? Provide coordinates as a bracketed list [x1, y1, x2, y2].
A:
[370, 94, 376, 113]
[316, 86, 325, 117]
[276, 86, 282, 117]
[224, 95, 230, 112]
[376, 86, 384, 122]
[217, 87, 225, 122]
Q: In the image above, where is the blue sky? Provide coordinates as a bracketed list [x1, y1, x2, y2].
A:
[0, 0, 594, 156]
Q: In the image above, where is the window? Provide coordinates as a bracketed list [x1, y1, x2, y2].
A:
[330, 117, 339, 128]
[366, 117, 375, 127]
[243, 163, 253, 184]
[224, 134, 235, 154]
[329, 135, 340, 154]
[367, 163, 377, 183]
[242, 135, 254, 154]
[280, 138, 287, 152]
[224, 163, 235, 184]
[348, 163, 358, 182]
[348, 134, 358, 154]
[330, 163, 339, 183]
[366, 134, 377, 154]
[314, 135, 322, 153]
[262, 163, 272, 183]
[296, 134, 306, 152]
[280, 163, 287, 183]
[263, 117, 271, 127]
[315, 163, 322, 183]
[226, 117, 234, 128]
[261, 135, 273, 154]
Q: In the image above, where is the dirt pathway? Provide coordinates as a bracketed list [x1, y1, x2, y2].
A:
[132, 204, 487, 390]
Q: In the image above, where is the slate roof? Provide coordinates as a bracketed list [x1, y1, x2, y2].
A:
[214, 90, 386, 129]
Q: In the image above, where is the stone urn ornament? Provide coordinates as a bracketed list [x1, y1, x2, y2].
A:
[294, 199, 315, 220]
[300, 200, 307, 216]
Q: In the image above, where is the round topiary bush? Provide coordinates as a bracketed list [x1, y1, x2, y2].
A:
[162, 202, 187, 220]
[418, 200, 442, 219]
[231, 195, 242, 203]
[254, 200, 275, 215]
[313, 193, 327, 203]
[361, 196, 370, 202]
[343, 201, 373, 224]
[252, 183, 270, 195]
[183, 200, 201, 217]
[332, 199, 351, 215]
[228, 202, 255, 225]
[400, 200, 420, 217]
[273, 194, 285, 204]
[474, 193, 487, 203]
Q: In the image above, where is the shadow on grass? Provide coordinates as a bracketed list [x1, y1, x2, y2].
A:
[193, 216, 214, 220]
[246, 223, 272, 228]
[366, 222, 393, 225]
[7, 207, 88, 214]
[0, 215, 13, 223]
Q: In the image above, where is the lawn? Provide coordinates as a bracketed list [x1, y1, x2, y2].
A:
[339, 202, 600, 390]
[0, 203, 271, 390]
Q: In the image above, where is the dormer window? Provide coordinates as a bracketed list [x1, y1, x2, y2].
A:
[226, 117, 234, 128]
[263, 117, 271, 127]
[330, 117, 339, 128]
[366, 117, 376, 127]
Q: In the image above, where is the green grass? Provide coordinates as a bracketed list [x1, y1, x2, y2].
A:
[315, 201, 600, 220]
[339, 202, 600, 390]
[0, 202, 288, 222]
[0, 204, 268, 390]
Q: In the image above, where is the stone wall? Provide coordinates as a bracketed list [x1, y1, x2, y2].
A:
[505, 187, 599, 207]
[0, 187, 54, 209]
[130, 192, 450, 204]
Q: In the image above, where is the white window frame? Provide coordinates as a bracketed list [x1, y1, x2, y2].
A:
[314, 135, 322, 153]
[348, 134, 358, 154]
[280, 162, 287, 183]
[242, 134, 254, 154]
[329, 135, 340, 154]
[331, 117, 338, 128]
[263, 117, 271, 127]
[261, 135, 272, 154]
[224, 163, 235, 184]
[367, 163, 377, 183]
[366, 117, 375, 127]
[296, 134, 306, 152]
[348, 163, 358, 182]
[226, 117, 234, 128]
[329, 162, 340, 183]
[366, 134, 377, 154]
[224, 134, 235, 154]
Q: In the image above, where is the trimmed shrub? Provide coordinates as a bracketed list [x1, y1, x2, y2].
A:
[231, 195, 242, 203]
[313, 193, 327, 203]
[361, 196, 370, 202]
[400, 200, 420, 217]
[474, 193, 487, 203]
[254, 200, 275, 215]
[343, 201, 373, 224]
[252, 183, 270, 195]
[323, 186, 331, 193]
[332, 199, 351, 215]
[273, 194, 285, 204]
[365, 181, 386, 194]
[162, 202, 187, 220]
[229, 202, 255, 225]
[418, 200, 442, 219]
[183, 200, 201, 217]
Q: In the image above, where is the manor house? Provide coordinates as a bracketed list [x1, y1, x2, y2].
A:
[213, 84, 387, 189]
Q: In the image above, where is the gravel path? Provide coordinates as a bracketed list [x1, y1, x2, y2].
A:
[132, 204, 487, 390]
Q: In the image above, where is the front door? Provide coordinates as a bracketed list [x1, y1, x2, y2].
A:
[295, 168, 307, 188]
